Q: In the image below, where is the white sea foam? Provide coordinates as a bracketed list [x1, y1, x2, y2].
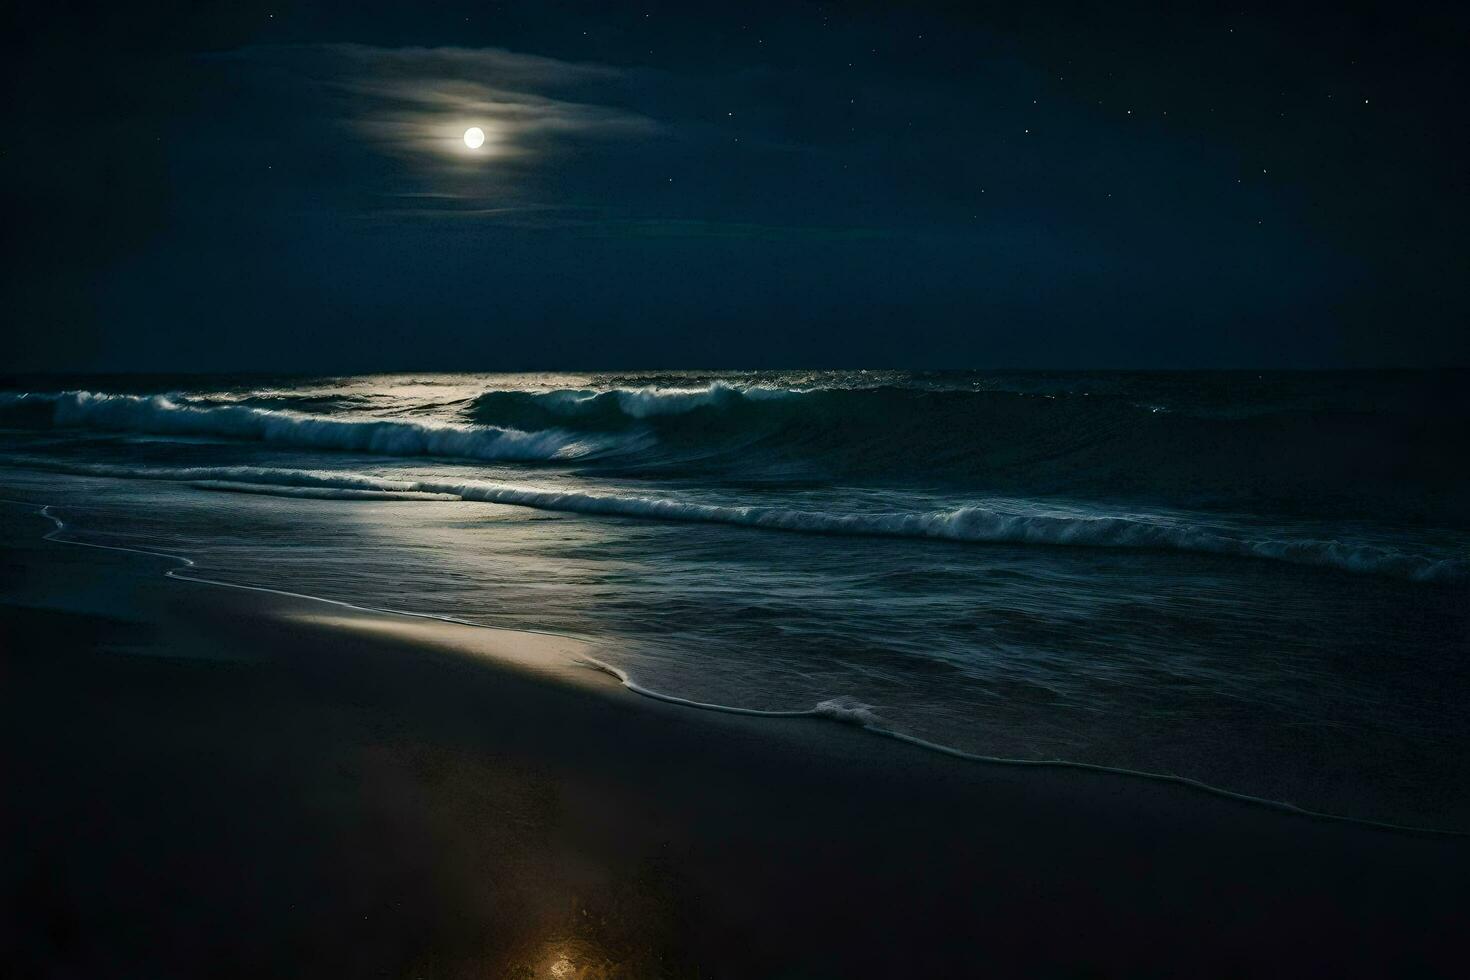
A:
[5, 458, 1463, 583]
[811, 697, 883, 726]
[494, 381, 800, 418]
[0, 391, 607, 462]
[190, 480, 460, 501]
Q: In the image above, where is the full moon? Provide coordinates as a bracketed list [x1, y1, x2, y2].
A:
[463, 127, 485, 149]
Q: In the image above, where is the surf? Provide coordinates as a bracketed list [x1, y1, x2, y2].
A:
[0, 390, 615, 463]
[4, 457, 1463, 583]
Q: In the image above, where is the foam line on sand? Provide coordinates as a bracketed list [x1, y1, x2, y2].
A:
[2, 495, 1463, 839]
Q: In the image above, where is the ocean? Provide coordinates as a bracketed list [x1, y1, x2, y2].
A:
[2, 370, 1467, 829]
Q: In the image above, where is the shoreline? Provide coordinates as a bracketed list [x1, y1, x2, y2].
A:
[7, 494, 1464, 838]
[3, 498, 1469, 976]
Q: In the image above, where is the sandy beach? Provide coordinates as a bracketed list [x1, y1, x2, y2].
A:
[2, 499, 1467, 978]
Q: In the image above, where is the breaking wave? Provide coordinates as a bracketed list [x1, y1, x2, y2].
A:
[460, 383, 1470, 527]
[0, 391, 610, 463]
[6, 383, 1470, 527]
[471, 381, 798, 424]
[6, 458, 1464, 583]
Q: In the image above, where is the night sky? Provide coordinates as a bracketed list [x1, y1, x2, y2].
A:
[3, 2, 1466, 372]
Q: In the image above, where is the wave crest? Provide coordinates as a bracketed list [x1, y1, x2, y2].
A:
[7, 458, 1463, 584]
[0, 391, 608, 463]
[468, 381, 798, 430]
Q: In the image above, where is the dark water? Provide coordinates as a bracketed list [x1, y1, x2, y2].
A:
[2, 370, 1467, 827]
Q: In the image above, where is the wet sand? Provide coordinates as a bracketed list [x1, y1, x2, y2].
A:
[2, 502, 1466, 978]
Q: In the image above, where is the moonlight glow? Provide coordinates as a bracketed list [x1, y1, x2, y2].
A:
[463, 127, 485, 149]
